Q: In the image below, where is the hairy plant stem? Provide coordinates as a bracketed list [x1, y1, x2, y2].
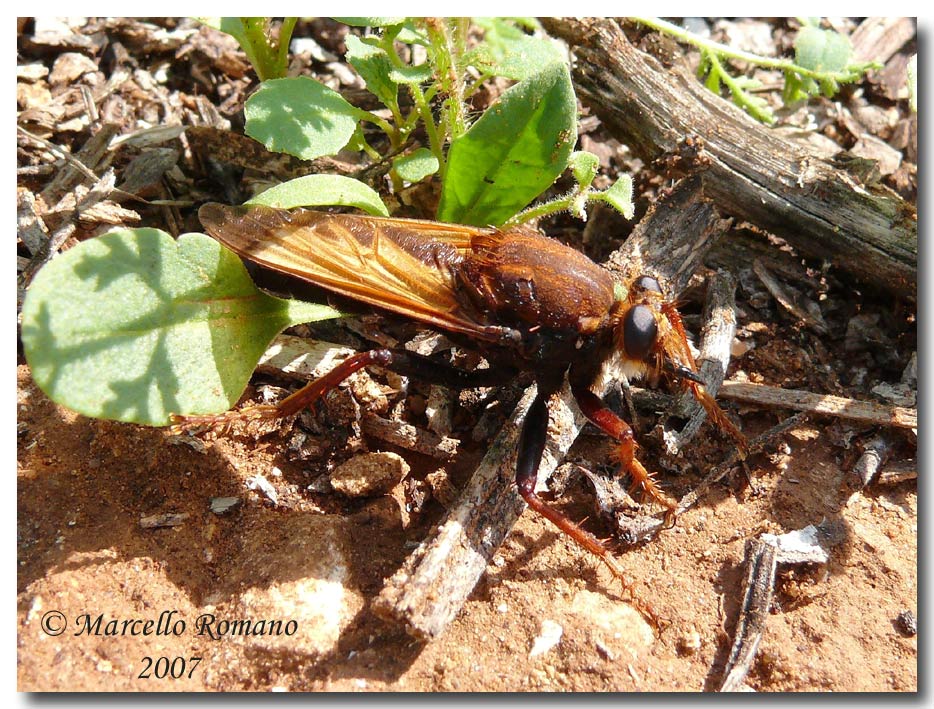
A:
[632, 16, 871, 82]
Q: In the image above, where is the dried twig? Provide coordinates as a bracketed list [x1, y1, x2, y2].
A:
[664, 269, 739, 455]
[540, 18, 916, 297]
[719, 538, 776, 692]
[720, 526, 829, 691]
[717, 381, 917, 430]
[752, 259, 829, 335]
[876, 460, 916, 485]
[851, 433, 894, 488]
[361, 414, 460, 461]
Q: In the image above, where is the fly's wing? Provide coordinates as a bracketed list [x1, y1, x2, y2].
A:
[199, 203, 512, 343]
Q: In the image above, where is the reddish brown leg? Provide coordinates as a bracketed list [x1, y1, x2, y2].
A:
[170, 348, 517, 433]
[571, 385, 678, 523]
[515, 386, 660, 625]
[170, 349, 395, 432]
[661, 302, 748, 454]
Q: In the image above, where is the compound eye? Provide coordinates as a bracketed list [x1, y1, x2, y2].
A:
[623, 304, 658, 361]
[633, 275, 662, 294]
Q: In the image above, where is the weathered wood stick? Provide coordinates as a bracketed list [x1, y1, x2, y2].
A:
[720, 526, 830, 692]
[718, 380, 916, 429]
[541, 18, 916, 297]
[720, 538, 777, 692]
[665, 269, 738, 454]
[361, 414, 460, 461]
[372, 176, 729, 639]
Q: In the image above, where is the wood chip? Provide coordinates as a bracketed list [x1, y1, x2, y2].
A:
[752, 259, 829, 335]
[116, 147, 179, 197]
[17, 63, 49, 81]
[48, 52, 97, 85]
[850, 17, 916, 64]
[17, 189, 49, 256]
[37, 122, 119, 206]
[361, 414, 460, 461]
[140, 512, 189, 529]
[850, 135, 902, 176]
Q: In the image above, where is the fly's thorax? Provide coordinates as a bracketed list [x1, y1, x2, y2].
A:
[456, 230, 618, 334]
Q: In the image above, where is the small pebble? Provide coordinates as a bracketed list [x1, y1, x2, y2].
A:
[330, 452, 409, 497]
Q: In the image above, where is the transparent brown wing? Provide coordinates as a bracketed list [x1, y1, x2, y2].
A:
[199, 203, 513, 342]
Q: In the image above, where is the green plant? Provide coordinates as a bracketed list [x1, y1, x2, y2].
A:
[221, 16, 627, 227]
[633, 17, 880, 124]
[21, 17, 634, 426]
[200, 18, 297, 81]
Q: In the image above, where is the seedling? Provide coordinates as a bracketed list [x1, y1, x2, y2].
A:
[633, 17, 880, 124]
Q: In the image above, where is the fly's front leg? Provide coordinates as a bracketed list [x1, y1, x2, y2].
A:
[170, 348, 517, 433]
[516, 385, 661, 625]
[570, 384, 678, 525]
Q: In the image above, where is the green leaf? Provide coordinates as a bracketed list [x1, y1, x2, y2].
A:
[344, 34, 399, 110]
[247, 174, 390, 216]
[21, 228, 338, 426]
[332, 17, 405, 27]
[388, 64, 433, 85]
[473, 17, 565, 80]
[795, 26, 853, 74]
[568, 151, 599, 188]
[438, 62, 577, 227]
[392, 148, 440, 183]
[245, 76, 364, 161]
[395, 24, 429, 45]
[592, 175, 634, 220]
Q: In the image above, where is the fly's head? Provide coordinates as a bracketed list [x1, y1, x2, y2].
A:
[611, 273, 748, 452]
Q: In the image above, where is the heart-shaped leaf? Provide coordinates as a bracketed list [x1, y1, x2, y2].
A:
[21, 228, 338, 426]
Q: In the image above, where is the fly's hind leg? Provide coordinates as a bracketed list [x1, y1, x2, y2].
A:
[170, 349, 396, 432]
[170, 347, 518, 433]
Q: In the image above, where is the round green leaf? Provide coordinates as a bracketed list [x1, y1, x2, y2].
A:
[247, 174, 390, 216]
[332, 17, 405, 27]
[245, 76, 364, 161]
[568, 151, 599, 188]
[795, 26, 853, 73]
[21, 228, 338, 426]
[392, 149, 440, 183]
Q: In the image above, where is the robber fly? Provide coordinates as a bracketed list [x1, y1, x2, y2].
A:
[177, 203, 748, 589]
